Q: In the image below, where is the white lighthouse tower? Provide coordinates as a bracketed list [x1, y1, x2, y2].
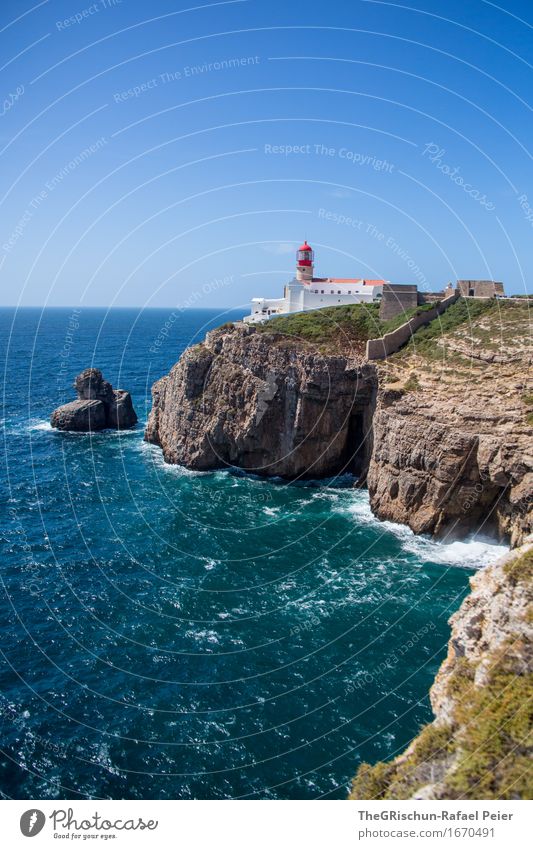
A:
[295, 240, 314, 282]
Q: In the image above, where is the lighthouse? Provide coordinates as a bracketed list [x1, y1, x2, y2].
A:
[244, 240, 386, 323]
[296, 240, 314, 282]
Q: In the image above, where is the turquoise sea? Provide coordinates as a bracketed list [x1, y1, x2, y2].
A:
[0, 307, 507, 799]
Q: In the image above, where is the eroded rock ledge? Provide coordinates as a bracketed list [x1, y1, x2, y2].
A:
[367, 387, 532, 547]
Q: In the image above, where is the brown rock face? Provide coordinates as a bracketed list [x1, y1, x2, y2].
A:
[51, 369, 137, 432]
[107, 389, 138, 429]
[145, 304, 531, 544]
[367, 390, 532, 546]
[365, 298, 532, 546]
[430, 540, 533, 723]
[74, 368, 115, 404]
[50, 399, 106, 432]
[145, 324, 377, 478]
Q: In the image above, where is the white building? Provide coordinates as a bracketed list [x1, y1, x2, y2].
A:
[244, 241, 386, 323]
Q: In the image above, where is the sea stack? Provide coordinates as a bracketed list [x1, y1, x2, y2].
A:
[51, 368, 137, 432]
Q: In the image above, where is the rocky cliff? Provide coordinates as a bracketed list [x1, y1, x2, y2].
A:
[145, 322, 377, 478]
[367, 387, 532, 547]
[146, 301, 532, 544]
[350, 540, 533, 799]
[366, 299, 532, 546]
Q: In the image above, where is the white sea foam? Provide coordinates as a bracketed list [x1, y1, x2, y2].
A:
[399, 530, 508, 567]
[29, 420, 53, 431]
[340, 491, 508, 568]
[137, 440, 209, 476]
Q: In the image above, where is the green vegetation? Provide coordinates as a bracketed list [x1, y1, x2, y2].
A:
[397, 298, 532, 362]
[403, 372, 420, 391]
[503, 548, 533, 586]
[256, 303, 383, 349]
[350, 629, 533, 799]
[397, 298, 498, 360]
[523, 394, 533, 427]
[247, 296, 529, 362]
[350, 723, 456, 800]
[381, 301, 436, 333]
[255, 302, 442, 350]
[446, 662, 533, 799]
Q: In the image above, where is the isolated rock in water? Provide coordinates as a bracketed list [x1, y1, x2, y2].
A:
[50, 369, 137, 432]
[50, 399, 106, 432]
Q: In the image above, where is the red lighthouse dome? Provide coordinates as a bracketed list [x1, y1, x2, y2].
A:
[297, 240, 313, 256]
[297, 240, 314, 263]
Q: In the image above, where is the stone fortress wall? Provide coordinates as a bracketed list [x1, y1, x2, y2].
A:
[366, 276, 507, 360]
[457, 279, 504, 298]
[378, 283, 418, 320]
[366, 290, 461, 360]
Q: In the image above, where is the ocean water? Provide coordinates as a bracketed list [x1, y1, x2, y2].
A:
[0, 307, 507, 800]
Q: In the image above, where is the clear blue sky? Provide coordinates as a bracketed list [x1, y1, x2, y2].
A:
[1, 0, 532, 307]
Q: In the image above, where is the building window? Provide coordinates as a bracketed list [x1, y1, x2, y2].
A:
[338, 290, 341, 294]
[348, 290, 351, 294]
[321, 290, 324, 294]
[330, 290, 334, 294]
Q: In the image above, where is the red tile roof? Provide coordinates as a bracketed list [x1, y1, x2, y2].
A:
[310, 278, 386, 286]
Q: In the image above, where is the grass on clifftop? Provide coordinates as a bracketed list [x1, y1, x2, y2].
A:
[397, 298, 525, 361]
[255, 302, 438, 351]
[256, 303, 381, 350]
